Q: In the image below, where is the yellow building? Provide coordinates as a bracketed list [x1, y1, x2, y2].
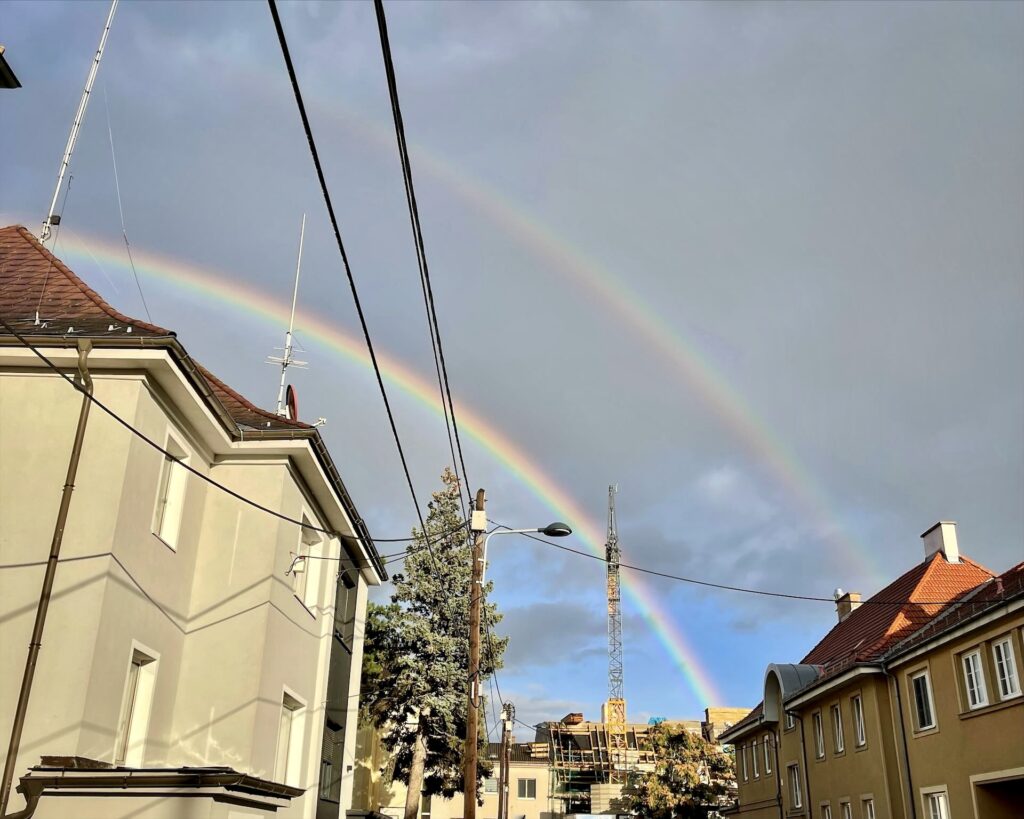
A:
[721, 522, 1024, 819]
[0, 225, 386, 818]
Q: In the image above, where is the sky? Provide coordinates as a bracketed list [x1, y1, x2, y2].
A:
[1, 0, 1022, 732]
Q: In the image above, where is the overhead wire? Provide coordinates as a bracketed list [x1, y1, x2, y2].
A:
[373, 0, 473, 515]
[488, 520, 1007, 607]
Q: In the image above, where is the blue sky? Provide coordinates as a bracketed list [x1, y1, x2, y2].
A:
[1, 0, 1022, 731]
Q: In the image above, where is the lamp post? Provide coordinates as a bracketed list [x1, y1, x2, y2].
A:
[464, 513, 571, 819]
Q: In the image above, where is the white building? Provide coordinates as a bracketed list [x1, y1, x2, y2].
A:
[0, 225, 386, 818]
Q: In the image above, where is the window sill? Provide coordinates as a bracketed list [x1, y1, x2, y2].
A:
[910, 724, 939, 738]
[833, 749, 846, 758]
[854, 742, 869, 753]
[958, 697, 1022, 721]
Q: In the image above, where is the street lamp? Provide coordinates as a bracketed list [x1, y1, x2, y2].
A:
[481, 522, 572, 583]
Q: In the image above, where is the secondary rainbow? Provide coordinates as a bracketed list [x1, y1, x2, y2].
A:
[49, 227, 724, 708]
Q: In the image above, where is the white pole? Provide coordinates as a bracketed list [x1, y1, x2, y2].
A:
[276, 214, 306, 417]
[40, 0, 119, 244]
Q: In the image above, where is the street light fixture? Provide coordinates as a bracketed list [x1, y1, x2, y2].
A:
[481, 522, 572, 584]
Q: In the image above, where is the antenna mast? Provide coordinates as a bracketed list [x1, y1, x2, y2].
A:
[604, 483, 627, 784]
[268, 214, 308, 417]
[40, 0, 119, 244]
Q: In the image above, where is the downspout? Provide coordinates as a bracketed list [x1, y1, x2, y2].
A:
[0, 341, 93, 819]
[773, 730, 783, 819]
[882, 663, 917, 819]
[790, 711, 812, 816]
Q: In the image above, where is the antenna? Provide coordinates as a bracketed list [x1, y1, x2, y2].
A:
[40, 0, 119, 245]
[267, 214, 308, 418]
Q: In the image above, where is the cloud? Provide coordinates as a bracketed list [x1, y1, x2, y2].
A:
[500, 601, 604, 669]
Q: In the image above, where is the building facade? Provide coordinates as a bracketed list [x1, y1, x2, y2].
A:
[0, 225, 386, 818]
[720, 522, 1024, 819]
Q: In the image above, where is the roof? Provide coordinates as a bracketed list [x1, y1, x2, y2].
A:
[484, 743, 551, 764]
[0, 224, 308, 433]
[800, 551, 994, 678]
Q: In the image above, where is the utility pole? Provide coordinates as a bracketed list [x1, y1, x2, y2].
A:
[464, 488, 486, 819]
[497, 701, 515, 819]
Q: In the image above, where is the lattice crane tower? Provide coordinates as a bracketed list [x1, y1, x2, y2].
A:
[604, 484, 628, 783]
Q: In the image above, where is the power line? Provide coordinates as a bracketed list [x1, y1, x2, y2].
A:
[373, 0, 472, 514]
[266, 0, 447, 581]
[488, 521, 1007, 608]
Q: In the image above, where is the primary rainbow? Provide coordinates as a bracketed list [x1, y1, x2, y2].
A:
[46, 226, 724, 708]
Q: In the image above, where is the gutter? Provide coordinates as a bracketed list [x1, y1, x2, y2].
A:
[881, 663, 916, 819]
[789, 711, 812, 818]
[0, 341, 93, 818]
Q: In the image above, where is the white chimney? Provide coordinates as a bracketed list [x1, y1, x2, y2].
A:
[921, 521, 960, 563]
[835, 591, 862, 623]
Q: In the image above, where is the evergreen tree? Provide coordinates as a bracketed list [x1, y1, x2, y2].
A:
[624, 722, 735, 819]
[362, 469, 508, 819]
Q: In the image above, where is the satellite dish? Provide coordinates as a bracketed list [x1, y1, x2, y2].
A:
[286, 384, 299, 421]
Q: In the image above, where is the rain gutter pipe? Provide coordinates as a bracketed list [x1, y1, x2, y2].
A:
[882, 662, 917, 819]
[0, 340, 93, 819]
[789, 711, 812, 817]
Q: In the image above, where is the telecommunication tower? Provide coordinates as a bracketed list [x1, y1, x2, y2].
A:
[604, 484, 628, 783]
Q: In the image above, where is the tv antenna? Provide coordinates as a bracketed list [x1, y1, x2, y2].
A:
[40, 0, 119, 245]
[267, 214, 308, 418]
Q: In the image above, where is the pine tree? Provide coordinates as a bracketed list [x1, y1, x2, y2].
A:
[624, 722, 735, 819]
[362, 469, 508, 819]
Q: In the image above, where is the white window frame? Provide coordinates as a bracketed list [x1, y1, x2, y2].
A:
[922, 787, 950, 819]
[862, 797, 876, 819]
[992, 637, 1021, 700]
[763, 733, 772, 774]
[788, 763, 802, 808]
[785, 711, 796, 730]
[752, 738, 759, 778]
[910, 669, 937, 731]
[852, 694, 866, 747]
[152, 431, 189, 550]
[840, 801, 852, 819]
[831, 703, 845, 752]
[813, 711, 825, 758]
[741, 743, 748, 781]
[961, 648, 989, 709]
[483, 777, 498, 794]
[114, 642, 159, 767]
[275, 688, 307, 787]
[516, 778, 536, 800]
[820, 804, 832, 819]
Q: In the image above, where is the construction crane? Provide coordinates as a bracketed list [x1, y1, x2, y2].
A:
[604, 484, 628, 783]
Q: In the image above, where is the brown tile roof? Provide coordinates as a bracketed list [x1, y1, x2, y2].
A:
[0, 225, 308, 433]
[801, 552, 995, 676]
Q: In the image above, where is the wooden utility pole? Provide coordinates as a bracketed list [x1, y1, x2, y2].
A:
[464, 488, 486, 819]
[497, 702, 515, 819]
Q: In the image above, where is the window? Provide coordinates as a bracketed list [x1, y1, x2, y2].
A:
[813, 712, 825, 758]
[992, 637, 1021, 700]
[911, 670, 936, 730]
[852, 695, 866, 747]
[831, 704, 844, 752]
[821, 805, 832, 819]
[153, 434, 188, 549]
[841, 802, 852, 819]
[517, 778, 536, 799]
[115, 647, 157, 766]
[741, 744, 748, 780]
[420, 794, 432, 819]
[752, 738, 759, 777]
[925, 791, 949, 819]
[320, 723, 343, 802]
[962, 649, 989, 709]
[862, 798, 876, 819]
[763, 733, 772, 774]
[785, 711, 796, 730]
[787, 763, 802, 808]
[483, 777, 498, 794]
[293, 515, 323, 610]
[276, 692, 306, 786]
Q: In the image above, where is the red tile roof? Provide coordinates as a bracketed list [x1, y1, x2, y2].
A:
[801, 552, 995, 675]
[0, 225, 308, 432]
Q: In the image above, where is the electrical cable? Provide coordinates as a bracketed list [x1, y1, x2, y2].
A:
[0, 317, 404, 549]
[266, 0, 447, 581]
[373, 0, 472, 515]
[488, 520, 1005, 607]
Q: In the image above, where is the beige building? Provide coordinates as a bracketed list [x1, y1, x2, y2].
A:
[0, 225, 387, 818]
[352, 724, 554, 819]
[721, 522, 1024, 819]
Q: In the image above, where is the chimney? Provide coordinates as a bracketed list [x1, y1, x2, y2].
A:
[921, 521, 960, 563]
[834, 590, 862, 623]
